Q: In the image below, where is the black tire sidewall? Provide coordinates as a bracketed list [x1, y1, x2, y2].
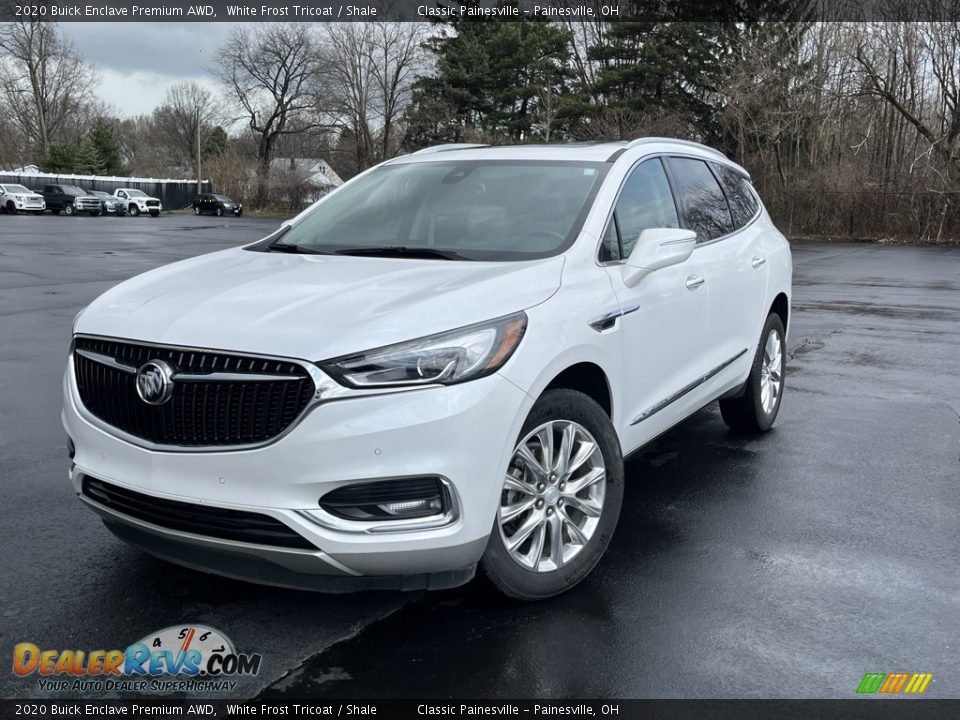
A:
[481, 389, 624, 600]
[747, 314, 786, 431]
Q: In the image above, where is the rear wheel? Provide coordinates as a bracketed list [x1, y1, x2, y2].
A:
[481, 389, 624, 600]
[720, 313, 786, 434]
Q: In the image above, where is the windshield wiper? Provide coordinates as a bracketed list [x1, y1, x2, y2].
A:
[267, 243, 336, 255]
[332, 246, 470, 261]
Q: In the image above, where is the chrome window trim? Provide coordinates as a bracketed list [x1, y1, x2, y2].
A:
[595, 151, 763, 267]
[71, 333, 439, 454]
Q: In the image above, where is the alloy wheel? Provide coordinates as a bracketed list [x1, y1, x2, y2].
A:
[498, 420, 606, 573]
[759, 328, 783, 415]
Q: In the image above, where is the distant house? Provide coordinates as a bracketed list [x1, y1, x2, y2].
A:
[269, 158, 343, 203]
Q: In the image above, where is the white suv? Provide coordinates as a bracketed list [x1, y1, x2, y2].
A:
[64, 138, 791, 599]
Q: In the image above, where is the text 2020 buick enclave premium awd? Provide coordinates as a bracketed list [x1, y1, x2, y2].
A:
[64, 138, 791, 600]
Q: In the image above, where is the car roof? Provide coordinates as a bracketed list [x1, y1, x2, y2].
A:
[387, 137, 749, 177]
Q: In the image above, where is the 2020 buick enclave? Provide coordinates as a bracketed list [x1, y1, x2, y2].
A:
[64, 138, 791, 600]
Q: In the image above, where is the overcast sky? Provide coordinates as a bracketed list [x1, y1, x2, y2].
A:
[63, 23, 237, 117]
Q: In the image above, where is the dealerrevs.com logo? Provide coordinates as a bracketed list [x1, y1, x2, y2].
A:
[13, 625, 262, 693]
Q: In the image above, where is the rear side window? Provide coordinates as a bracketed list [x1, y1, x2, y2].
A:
[602, 158, 679, 261]
[666, 157, 732, 243]
[712, 163, 759, 229]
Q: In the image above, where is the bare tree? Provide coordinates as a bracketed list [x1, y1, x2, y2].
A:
[0, 19, 97, 156]
[322, 23, 426, 172]
[214, 24, 328, 206]
[854, 22, 960, 179]
[152, 81, 220, 183]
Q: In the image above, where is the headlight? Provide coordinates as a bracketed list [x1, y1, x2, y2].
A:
[322, 312, 527, 388]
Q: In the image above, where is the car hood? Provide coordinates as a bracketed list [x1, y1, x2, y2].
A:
[76, 247, 564, 360]
[9, 192, 43, 200]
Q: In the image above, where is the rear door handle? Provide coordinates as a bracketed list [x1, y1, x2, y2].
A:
[685, 275, 705, 290]
[751, 256, 767, 269]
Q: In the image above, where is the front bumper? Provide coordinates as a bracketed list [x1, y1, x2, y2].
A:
[14, 198, 45, 211]
[63, 361, 533, 589]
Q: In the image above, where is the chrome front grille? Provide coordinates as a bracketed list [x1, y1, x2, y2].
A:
[73, 336, 316, 448]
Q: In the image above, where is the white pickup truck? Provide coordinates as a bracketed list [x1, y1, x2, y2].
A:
[114, 188, 162, 217]
[0, 183, 46, 214]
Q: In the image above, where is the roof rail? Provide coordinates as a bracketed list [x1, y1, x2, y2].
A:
[624, 137, 727, 160]
[412, 143, 489, 155]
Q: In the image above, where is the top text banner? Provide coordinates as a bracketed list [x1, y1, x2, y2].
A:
[0, 0, 956, 22]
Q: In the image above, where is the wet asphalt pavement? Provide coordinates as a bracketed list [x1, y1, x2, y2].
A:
[1, 215, 958, 700]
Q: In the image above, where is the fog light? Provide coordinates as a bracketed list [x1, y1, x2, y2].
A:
[319, 476, 448, 520]
[379, 498, 442, 517]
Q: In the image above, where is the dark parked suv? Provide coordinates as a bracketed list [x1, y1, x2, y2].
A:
[192, 193, 243, 217]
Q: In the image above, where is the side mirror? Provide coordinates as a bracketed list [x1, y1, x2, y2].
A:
[621, 228, 697, 288]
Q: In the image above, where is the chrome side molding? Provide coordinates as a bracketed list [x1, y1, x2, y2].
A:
[630, 348, 748, 425]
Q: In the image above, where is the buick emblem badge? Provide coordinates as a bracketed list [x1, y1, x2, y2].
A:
[136, 360, 175, 405]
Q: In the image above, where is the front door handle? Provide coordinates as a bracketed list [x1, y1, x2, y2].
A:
[685, 275, 705, 290]
[751, 256, 767, 269]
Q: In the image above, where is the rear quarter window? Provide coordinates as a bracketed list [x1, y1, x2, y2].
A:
[666, 157, 733, 243]
[712, 163, 759, 229]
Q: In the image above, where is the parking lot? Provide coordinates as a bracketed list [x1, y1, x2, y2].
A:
[1, 214, 958, 699]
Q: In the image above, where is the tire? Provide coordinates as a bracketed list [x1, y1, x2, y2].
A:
[236, 210, 243, 217]
[720, 313, 786, 434]
[149, 210, 160, 217]
[194, 206, 201, 215]
[51, 209, 60, 216]
[216, 207, 224, 217]
[63, 204, 75, 216]
[480, 389, 624, 600]
[91, 211, 101, 217]
[128, 205, 140, 217]
[5, 201, 16, 215]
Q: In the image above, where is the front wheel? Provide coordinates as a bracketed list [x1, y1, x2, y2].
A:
[720, 313, 786, 434]
[216, 207, 223, 217]
[194, 206, 201, 215]
[149, 210, 160, 217]
[63, 204, 75, 216]
[5, 201, 16, 215]
[480, 389, 624, 600]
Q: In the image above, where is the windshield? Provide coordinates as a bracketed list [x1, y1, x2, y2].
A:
[63, 186, 88, 196]
[91, 191, 111, 199]
[2, 184, 31, 194]
[270, 160, 608, 261]
[214, 195, 233, 202]
[125, 189, 147, 198]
